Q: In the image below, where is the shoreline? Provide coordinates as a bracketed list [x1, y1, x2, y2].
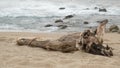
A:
[0, 0, 120, 67]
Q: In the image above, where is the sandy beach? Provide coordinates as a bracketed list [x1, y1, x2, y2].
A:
[0, 32, 120, 68]
[0, 0, 120, 68]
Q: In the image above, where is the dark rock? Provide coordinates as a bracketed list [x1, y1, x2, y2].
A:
[57, 25, 67, 29]
[84, 8, 89, 10]
[63, 15, 74, 19]
[100, 19, 108, 23]
[94, 7, 98, 9]
[96, 21, 101, 23]
[97, 19, 108, 23]
[118, 30, 120, 34]
[45, 24, 53, 27]
[109, 25, 119, 32]
[83, 21, 89, 24]
[111, 29, 118, 32]
[59, 7, 65, 10]
[99, 8, 107, 12]
[55, 19, 63, 23]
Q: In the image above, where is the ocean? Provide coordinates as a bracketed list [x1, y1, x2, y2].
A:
[0, 0, 120, 32]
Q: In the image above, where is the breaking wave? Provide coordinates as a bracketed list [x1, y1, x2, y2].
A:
[0, 0, 120, 32]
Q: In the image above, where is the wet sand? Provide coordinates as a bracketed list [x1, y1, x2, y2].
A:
[0, 32, 120, 68]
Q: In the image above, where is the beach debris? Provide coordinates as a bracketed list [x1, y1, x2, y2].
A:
[55, 19, 63, 23]
[77, 30, 113, 56]
[16, 19, 113, 57]
[17, 30, 113, 56]
[63, 15, 74, 19]
[45, 24, 53, 27]
[109, 25, 119, 32]
[59, 7, 65, 10]
[95, 19, 108, 39]
[99, 8, 107, 12]
[83, 21, 89, 24]
[57, 25, 67, 29]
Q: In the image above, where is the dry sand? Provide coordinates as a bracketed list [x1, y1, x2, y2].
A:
[0, 32, 120, 68]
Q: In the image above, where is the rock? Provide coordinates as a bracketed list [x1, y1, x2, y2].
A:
[63, 15, 74, 19]
[100, 19, 108, 23]
[99, 8, 107, 12]
[45, 24, 53, 27]
[83, 21, 89, 24]
[59, 7, 65, 10]
[55, 19, 63, 23]
[84, 8, 89, 10]
[111, 29, 118, 32]
[57, 25, 67, 29]
[118, 30, 120, 34]
[97, 19, 108, 23]
[94, 7, 98, 9]
[96, 21, 101, 23]
[109, 25, 119, 32]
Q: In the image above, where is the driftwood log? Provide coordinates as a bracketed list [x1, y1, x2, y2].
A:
[16, 19, 113, 57]
[17, 30, 113, 56]
[17, 33, 80, 53]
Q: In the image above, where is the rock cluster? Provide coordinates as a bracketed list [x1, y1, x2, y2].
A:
[109, 25, 119, 32]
